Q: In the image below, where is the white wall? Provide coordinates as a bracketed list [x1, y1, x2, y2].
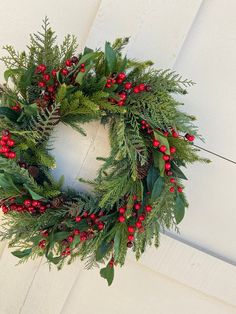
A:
[0, 1, 236, 313]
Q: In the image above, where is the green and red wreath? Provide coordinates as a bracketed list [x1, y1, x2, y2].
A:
[0, 18, 209, 285]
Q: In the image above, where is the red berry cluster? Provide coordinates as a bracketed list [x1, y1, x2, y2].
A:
[118, 202, 153, 246]
[107, 72, 151, 106]
[0, 130, 16, 159]
[169, 178, 183, 193]
[35, 57, 83, 105]
[1, 198, 48, 215]
[141, 120, 153, 134]
[11, 103, 21, 112]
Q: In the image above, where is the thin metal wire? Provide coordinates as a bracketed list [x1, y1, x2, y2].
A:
[193, 144, 236, 165]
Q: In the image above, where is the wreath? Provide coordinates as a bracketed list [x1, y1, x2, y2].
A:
[0, 18, 209, 285]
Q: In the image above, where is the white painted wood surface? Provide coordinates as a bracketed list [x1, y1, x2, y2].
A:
[0, 0, 236, 313]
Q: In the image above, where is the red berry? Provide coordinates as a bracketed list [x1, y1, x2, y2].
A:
[24, 199, 31, 207]
[90, 213, 96, 220]
[0, 140, 6, 146]
[32, 200, 40, 207]
[75, 216, 82, 222]
[117, 100, 125, 106]
[133, 86, 140, 93]
[134, 203, 141, 210]
[170, 146, 176, 154]
[80, 63, 85, 67]
[7, 139, 15, 147]
[118, 72, 126, 80]
[41, 230, 49, 237]
[74, 229, 80, 235]
[139, 215, 145, 221]
[185, 134, 195, 142]
[47, 86, 55, 93]
[98, 223, 104, 230]
[61, 68, 69, 76]
[80, 234, 87, 241]
[159, 145, 167, 153]
[128, 234, 134, 241]
[132, 195, 138, 201]
[118, 216, 125, 223]
[169, 186, 175, 193]
[43, 73, 50, 81]
[51, 69, 57, 77]
[153, 139, 160, 147]
[39, 206, 46, 213]
[177, 187, 183, 193]
[138, 83, 146, 91]
[162, 154, 170, 161]
[172, 131, 178, 138]
[119, 92, 127, 100]
[2, 146, 9, 153]
[38, 81, 46, 88]
[165, 162, 171, 171]
[163, 131, 169, 137]
[80, 68, 85, 73]
[67, 236, 74, 243]
[65, 59, 72, 67]
[39, 239, 46, 249]
[116, 79, 123, 84]
[2, 206, 9, 214]
[28, 206, 35, 213]
[124, 82, 132, 90]
[9, 152, 16, 159]
[145, 205, 152, 212]
[119, 207, 126, 214]
[105, 83, 111, 88]
[135, 221, 142, 228]
[170, 178, 175, 183]
[83, 212, 89, 217]
[128, 226, 135, 233]
[36, 64, 46, 73]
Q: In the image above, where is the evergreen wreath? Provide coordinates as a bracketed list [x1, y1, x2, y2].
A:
[0, 18, 209, 285]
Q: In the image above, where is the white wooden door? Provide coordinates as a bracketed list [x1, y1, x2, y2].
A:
[0, 1, 235, 313]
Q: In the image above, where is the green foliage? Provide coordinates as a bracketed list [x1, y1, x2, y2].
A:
[0, 19, 207, 286]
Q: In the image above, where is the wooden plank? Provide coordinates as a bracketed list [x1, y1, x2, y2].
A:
[60, 259, 236, 314]
[86, 0, 203, 68]
[136, 233, 236, 306]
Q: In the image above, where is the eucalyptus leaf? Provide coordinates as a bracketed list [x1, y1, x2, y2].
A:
[151, 176, 164, 201]
[12, 248, 32, 258]
[174, 194, 185, 224]
[105, 41, 117, 72]
[100, 264, 114, 286]
[23, 184, 43, 200]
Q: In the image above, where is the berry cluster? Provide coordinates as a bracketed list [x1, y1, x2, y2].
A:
[107, 72, 151, 106]
[1, 198, 48, 214]
[169, 178, 183, 193]
[0, 130, 16, 159]
[118, 201, 153, 247]
[35, 57, 84, 105]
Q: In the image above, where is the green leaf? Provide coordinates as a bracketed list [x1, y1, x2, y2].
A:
[0, 107, 20, 122]
[96, 241, 111, 261]
[12, 248, 32, 258]
[56, 84, 67, 102]
[18, 66, 36, 91]
[47, 252, 61, 264]
[100, 264, 114, 286]
[153, 151, 165, 177]
[147, 165, 159, 191]
[105, 42, 117, 73]
[171, 163, 188, 180]
[0, 173, 20, 193]
[51, 231, 70, 243]
[151, 176, 164, 201]
[4, 68, 24, 81]
[174, 194, 185, 224]
[23, 184, 43, 200]
[154, 131, 170, 155]
[114, 230, 121, 260]
[78, 52, 98, 66]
